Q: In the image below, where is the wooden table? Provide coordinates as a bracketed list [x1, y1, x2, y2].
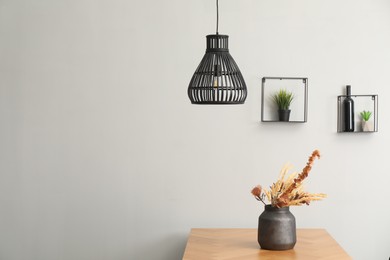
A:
[182, 228, 351, 260]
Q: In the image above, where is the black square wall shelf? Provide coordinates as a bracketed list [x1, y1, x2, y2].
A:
[261, 77, 308, 123]
[337, 94, 378, 133]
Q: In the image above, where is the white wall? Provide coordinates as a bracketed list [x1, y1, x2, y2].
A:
[1, 0, 390, 259]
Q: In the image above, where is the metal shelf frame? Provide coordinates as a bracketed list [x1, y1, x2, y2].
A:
[337, 94, 378, 133]
[261, 77, 308, 123]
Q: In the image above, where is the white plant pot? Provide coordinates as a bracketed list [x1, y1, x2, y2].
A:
[362, 121, 374, 132]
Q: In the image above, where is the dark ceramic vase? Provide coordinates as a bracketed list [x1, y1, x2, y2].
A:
[258, 205, 296, 250]
[278, 109, 291, 121]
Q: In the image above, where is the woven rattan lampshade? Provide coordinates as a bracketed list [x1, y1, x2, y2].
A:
[188, 34, 247, 104]
[188, 0, 247, 105]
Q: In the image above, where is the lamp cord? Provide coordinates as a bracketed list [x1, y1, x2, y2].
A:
[216, 0, 219, 34]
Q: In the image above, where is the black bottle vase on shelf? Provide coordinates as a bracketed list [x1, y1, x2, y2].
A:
[343, 85, 355, 132]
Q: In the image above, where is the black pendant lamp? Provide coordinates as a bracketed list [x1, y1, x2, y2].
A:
[188, 0, 247, 104]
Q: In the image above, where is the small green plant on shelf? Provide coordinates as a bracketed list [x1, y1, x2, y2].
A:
[272, 89, 294, 110]
[360, 110, 374, 132]
[272, 89, 294, 121]
[360, 110, 372, 121]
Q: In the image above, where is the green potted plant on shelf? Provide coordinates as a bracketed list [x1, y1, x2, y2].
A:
[272, 89, 294, 121]
[360, 110, 373, 132]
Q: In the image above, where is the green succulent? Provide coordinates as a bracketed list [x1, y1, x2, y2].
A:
[272, 89, 294, 110]
[360, 110, 372, 121]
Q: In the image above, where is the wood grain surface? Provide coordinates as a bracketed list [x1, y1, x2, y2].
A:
[182, 228, 351, 260]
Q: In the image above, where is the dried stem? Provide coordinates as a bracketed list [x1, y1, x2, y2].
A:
[251, 150, 326, 208]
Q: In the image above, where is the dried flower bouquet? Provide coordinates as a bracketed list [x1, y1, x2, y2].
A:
[251, 150, 326, 208]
